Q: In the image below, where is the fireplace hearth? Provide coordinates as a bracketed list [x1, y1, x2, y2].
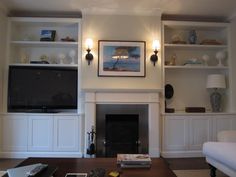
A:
[96, 104, 148, 157]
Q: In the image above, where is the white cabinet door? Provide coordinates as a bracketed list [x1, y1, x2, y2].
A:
[53, 115, 79, 151]
[0, 116, 2, 151]
[212, 114, 236, 141]
[28, 115, 53, 151]
[2, 115, 28, 151]
[163, 116, 189, 151]
[189, 116, 211, 150]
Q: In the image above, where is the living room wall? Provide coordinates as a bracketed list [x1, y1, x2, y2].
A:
[230, 17, 236, 111]
[81, 14, 162, 90]
[0, 6, 7, 113]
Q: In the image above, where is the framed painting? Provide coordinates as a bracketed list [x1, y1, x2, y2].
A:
[98, 40, 146, 77]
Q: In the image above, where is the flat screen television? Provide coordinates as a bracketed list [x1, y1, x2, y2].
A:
[8, 65, 78, 113]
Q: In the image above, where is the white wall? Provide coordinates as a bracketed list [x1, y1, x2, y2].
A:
[81, 14, 162, 90]
[0, 5, 7, 113]
[230, 17, 236, 111]
[0, 2, 7, 152]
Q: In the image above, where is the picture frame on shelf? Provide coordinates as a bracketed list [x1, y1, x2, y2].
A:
[40, 30, 56, 41]
[98, 40, 146, 77]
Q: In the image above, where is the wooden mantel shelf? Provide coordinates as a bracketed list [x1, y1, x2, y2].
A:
[82, 88, 163, 93]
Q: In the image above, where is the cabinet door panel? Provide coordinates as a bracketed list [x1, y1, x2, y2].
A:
[164, 116, 188, 151]
[53, 115, 79, 151]
[189, 116, 211, 150]
[28, 115, 53, 151]
[2, 115, 28, 151]
[212, 115, 232, 141]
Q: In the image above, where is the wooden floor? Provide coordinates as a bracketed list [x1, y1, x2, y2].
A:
[165, 157, 209, 170]
[0, 157, 209, 171]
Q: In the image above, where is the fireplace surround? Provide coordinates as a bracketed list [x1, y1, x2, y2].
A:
[84, 91, 160, 157]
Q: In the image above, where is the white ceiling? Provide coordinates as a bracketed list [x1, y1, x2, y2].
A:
[1, 0, 236, 20]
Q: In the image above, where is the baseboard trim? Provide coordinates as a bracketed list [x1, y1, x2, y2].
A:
[161, 150, 204, 158]
[0, 151, 83, 158]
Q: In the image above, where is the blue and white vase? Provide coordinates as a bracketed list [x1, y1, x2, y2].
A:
[189, 30, 197, 44]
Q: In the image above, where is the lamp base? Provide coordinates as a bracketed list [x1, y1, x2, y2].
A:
[210, 90, 222, 112]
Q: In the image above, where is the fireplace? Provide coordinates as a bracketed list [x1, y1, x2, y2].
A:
[96, 104, 148, 157]
[84, 91, 160, 157]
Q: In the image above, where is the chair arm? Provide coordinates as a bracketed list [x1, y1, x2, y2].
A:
[217, 130, 236, 142]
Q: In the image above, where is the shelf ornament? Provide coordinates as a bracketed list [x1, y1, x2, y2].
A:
[202, 54, 210, 66]
[216, 50, 226, 66]
[69, 50, 76, 64]
[188, 30, 197, 44]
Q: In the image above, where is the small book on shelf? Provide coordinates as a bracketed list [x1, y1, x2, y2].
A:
[117, 154, 151, 168]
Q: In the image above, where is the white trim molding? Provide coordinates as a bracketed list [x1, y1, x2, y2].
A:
[82, 7, 162, 16]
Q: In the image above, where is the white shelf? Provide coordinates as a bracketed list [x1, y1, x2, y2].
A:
[164, 65, 229, 69]
[10, 17, 80, 24]
[162, 20, 229, 29]
[162, 20, 230, 113]
[11, 41, 78, 47]
[164, 43, 227, 49]
[162, 112, 236, 116]
[9, 63, 78, 68]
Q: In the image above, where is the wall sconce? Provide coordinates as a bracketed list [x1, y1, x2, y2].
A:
[150, 40, 160, 66]
[85, 38, 93, 65]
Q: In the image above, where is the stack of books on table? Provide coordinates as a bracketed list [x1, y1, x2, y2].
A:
[117, 154, 152, 168]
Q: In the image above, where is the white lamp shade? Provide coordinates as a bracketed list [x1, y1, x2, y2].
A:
[206, 74, 226, 89]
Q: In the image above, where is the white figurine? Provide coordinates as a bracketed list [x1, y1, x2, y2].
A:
[202, 54, 210, 66]
[58, 53, 66, 64]
[216, 51, 226, 66]
[69, 50, 76, 64]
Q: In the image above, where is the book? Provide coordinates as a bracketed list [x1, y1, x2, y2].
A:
[7, 163, 42, 177]
[117, 154, 151, 165]
[7, 163, 57, 177]
[120, 163, 151, 168]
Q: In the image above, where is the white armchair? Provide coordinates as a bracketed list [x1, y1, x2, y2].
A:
[203, 130, 236, 177]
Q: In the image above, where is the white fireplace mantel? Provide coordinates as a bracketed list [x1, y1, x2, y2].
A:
[84, 90, 161, 157]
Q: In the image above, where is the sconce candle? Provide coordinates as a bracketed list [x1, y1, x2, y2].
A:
[150, 40, 160, 66]
[152, 40, 160, 51]
[86, 38, 93, 49]
[85, 38, 94, 65]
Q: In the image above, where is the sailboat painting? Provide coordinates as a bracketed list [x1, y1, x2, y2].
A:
[98, 40, 146, 77]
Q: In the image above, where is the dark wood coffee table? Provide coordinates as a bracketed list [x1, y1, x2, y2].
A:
[10, 157, 177, 177]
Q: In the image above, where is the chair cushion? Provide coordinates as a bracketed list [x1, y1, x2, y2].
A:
[217, 130, 236, 142]
[203, 142, 236, 171]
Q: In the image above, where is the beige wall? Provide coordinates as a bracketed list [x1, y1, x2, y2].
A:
[230, 18, 236, 111]
[0, 8, 7, 112]
[81, 14, 162, 90]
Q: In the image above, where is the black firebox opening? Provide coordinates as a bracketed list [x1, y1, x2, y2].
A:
[96, 104, 148, 157]
[105, 114, 139, 157]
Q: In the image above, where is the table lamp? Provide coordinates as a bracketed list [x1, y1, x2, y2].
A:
[206, 74, 226, 112]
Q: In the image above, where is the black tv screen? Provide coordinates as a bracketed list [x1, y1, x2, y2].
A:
[8, 65, 78, 113]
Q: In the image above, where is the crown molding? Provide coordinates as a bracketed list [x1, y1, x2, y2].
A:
[82, 7, 162, 17]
